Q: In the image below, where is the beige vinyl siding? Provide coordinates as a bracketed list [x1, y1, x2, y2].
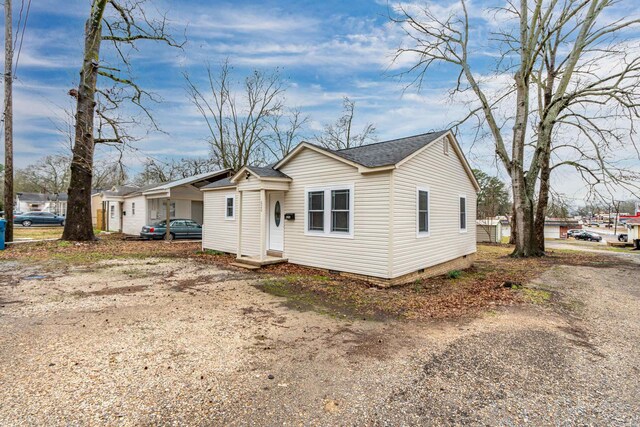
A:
[239, 190, 261, 256]
[392, 135, 477, 277]
[122, 195, 147, 235]
[279, 148, 391, 278]
[202, 189, 238, 254]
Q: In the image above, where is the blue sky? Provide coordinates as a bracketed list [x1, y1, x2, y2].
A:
[2, 0, 640, 202]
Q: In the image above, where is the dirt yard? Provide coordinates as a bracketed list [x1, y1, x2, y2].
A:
[0, 240, 639, 425]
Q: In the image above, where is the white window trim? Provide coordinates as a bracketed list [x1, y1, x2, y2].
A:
[225, 194, 236, 220]
[416, 186, 431, 238]
[304, 183, 355, 239]
[459, 194, 468, 233]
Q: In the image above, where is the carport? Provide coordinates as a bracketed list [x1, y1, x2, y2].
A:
[132, 170, 232, 239]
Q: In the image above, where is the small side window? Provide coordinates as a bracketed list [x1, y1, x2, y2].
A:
[459, 196, 467, 232]
[225, 195, 235, 219]
[131, 202, 136, 216]
[417, 188, 429, 235]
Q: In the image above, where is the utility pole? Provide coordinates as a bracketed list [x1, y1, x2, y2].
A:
[4, 0, 13, 242]
[614, 200, 621, 236]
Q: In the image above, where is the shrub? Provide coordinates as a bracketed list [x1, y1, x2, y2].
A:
[446, 270, 462, 279]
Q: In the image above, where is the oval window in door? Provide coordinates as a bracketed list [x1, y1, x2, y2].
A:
[274, 201, 281, 227]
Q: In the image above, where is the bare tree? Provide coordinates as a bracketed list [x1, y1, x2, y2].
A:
[15, 155, 71, 194]
[185, 61, 285, 170]
[392, 0, 640, 257]
[263, 108, 309, 160]
[314, 97, 376, 150]
[133, 157, 217, 186]
[529, 3, 640, 250]
[63, 0, 181, 241]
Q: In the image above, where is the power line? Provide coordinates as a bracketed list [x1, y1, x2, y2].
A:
[13, 0, 31, 78]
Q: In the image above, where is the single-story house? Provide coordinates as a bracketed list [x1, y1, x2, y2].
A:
[91, 170, 232, 234]
[15, 192, 68, 215]
[201, 130, 479, 286]
[91, 185, 140, 232]
[476, 219, 503, 243]
[544, 218, 581, 239]
[626, 218, 640, 245]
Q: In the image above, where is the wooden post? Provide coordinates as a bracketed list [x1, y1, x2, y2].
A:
[259, 189, 266, 261]
[165, 198, 171, 241]
[4, 0, 13, 242]
[237, 191, 243, 258]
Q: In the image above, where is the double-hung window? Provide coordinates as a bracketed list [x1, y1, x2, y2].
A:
[131, 202, 136, 216]
[417, 187, 430, 236]
[306, 185, 354, 237]
[225, 195, 235, 220]
[331, 190, 350, 233]
[459, 196, 467, 232]
[307, 191, 324, 231]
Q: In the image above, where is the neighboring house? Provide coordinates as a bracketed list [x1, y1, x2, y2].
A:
[201, 130, 479, 286]
[625, 218, 640, 245]
[91, 185, 140, 232]
[91, 170, 231, 234]
[544, 218, 581, 239]
[476, 219, 503, 243]
[15, 192, 68, 216]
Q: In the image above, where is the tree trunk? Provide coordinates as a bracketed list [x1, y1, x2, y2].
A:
[509, 203, 517, 245]
[534, 138, 552, 252]
[62, 0, 107, 241]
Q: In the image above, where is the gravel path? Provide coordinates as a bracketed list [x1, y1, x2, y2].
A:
[0, 255, 638, 425]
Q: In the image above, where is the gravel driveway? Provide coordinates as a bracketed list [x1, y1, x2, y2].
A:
[0, 254, 638, 425]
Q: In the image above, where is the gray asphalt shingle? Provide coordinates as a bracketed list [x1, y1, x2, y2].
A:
[318, 130, 449, 168]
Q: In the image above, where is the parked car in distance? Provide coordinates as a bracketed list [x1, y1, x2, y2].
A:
[140, 219, 202, 240]
[13, 211, 65, 227]
[574, 231, 602, 242]
[567, 229, 583, 238]
[0, 211, 23, 218]
[589, 223, 600, 227]
[619, 233, 628, 242]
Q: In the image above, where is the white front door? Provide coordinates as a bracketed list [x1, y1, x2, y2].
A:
[268, 192, 284, 252]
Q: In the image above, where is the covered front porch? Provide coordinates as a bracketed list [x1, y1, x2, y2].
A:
[232, 166, 292, 267]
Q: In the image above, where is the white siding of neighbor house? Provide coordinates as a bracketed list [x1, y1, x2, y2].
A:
[122, 194, 147, 235]
[544, 225, 560, 239]
[279, 148, 391, 278]
[392, 135, 477, 277]
[106, 201, 122, 232]
[202, 189, 238, 254]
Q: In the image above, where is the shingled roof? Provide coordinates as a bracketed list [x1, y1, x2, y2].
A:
[309, 130, 449, 168]
[245, 165, 290, 179]
[201, 177, 235, 190]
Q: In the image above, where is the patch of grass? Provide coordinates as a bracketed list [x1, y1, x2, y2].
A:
[13, 226, 62, 240]
[57, 240, 72, 248]
[197, 249, 225, 256]
[521, 288, 552, 304]
[446, 270, 462, 279]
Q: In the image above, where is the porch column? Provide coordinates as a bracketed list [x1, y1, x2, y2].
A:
[237, 191, 243, 258]
[165, 198, 171, 241]
[259, 189, 266, 261]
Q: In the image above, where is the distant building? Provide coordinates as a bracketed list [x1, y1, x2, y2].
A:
[15, 192, 68, 216]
